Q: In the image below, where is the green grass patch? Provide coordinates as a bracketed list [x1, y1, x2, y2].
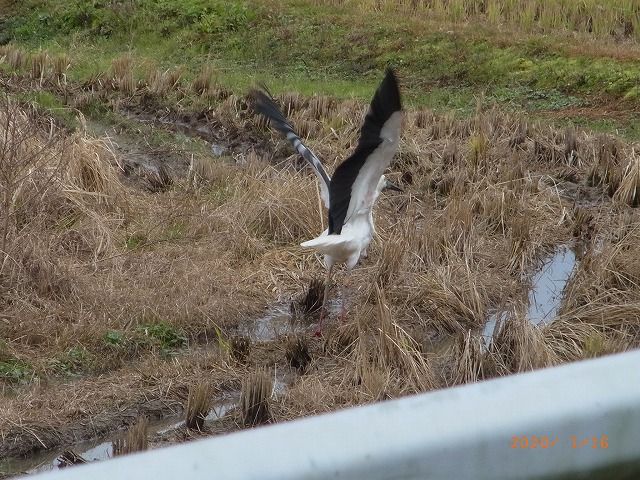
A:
[104, 322, 187, 357]
[4, 0, 639, 139]
[0, 359, 34, 384]
[7, 0, 640, 101]
[125, 232, 147, 250]
[15, 90, 78, 128]
[49, 346, 93, 376]
[136, 322, 187, 356]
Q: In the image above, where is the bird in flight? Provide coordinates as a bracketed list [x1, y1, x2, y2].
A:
[252, 68, 403, 335]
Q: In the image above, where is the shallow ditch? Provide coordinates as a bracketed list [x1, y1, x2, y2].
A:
[2, 380, 288, 478]
[2, 292, 318, 478]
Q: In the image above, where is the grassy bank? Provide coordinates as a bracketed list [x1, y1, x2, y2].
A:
[2, 0, 639, 135]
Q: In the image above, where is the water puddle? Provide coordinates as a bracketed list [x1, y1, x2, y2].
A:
[526, 245, 576, 325]
[239, 295, 342, 342]
[4, 367, 296, 478]
[4, 292, 310, 478]
[482, 311, 500, 340]
[239, 302, 294, 341]
[481, 245, 578, 345]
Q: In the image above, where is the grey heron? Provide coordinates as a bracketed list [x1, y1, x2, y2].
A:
[252, 68, 403, 335]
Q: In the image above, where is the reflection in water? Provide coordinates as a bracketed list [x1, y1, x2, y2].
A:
[527, 246, 576, 325]
[483, 312, 500, 340]
[482, 245, 578, 345]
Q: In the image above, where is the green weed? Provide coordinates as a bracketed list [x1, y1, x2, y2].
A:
[136, 322, 187, 356]
[125, 232, 147, 250]
[104, 330, 125, 347]
[49, 346, 92, 376]
[0, 359, 34, 384]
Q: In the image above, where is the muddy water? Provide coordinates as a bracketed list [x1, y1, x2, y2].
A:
[239, 302, 295, 341]
[240, 296, 342, 342]
[3, 394, 236, 477]
[5, 291, 335, 477]
[4, 370, 294, 477]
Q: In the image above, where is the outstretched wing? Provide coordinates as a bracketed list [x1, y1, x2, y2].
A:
[251, 88, 331, 209]
[328, 68, 402, 235]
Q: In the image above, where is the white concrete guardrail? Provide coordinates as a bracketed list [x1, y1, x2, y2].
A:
[25, 350, 640, 480]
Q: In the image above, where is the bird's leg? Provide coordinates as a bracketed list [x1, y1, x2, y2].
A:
[314, 264, 333, 337]
[339, 270, 351, 323]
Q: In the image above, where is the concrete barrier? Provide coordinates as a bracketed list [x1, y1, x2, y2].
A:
[25, 350, 640, 480]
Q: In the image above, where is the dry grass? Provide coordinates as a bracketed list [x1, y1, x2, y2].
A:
[490, 312, 558, 374]
[185, 383, 211, 431]
[293, 277, 325, 316]
[285, 335, 312, 373]
[1, 61, 640, 468]
[240, 369, 272, 427]
[147, 67, 183, 96]
[614, 150, 640, 206]
[110, 54, 136, 95]
[112, 417, 149, 456]
[322, 0, 640, 41]
[451, 330, 488, 385]
[191, 64, 217, 98]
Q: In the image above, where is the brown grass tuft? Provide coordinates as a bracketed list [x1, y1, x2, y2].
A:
[230, 336, 251, 363]
[240, 369, 272, 427]
[294, 277, 325, 316]
[451, 330, 487, 385]
[185, 383, 211, 431]
[349, 286, 436, 393]
[490, 313, 557, 374]
[147, 67, 183, 96]
[29, 51, 48, 85]
[112, 416, 149, 456]
[308, 95, 335, 119]
[192, 64, 217, 98]
[614, 150, 640, 207]
[587, 134, 622, 195]
[241, 170, 319, 244]
[110, 54, 136, 95]
[285, 335, 312, 373]
[5, 46, 27, 70]
[51, 54, 71, 83]
[375, 238, 406, 287]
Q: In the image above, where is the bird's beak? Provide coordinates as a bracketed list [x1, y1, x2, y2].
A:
[385, 181, 403, 193]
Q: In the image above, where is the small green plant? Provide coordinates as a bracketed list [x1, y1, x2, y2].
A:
[50, 346, 92, 376]
[164, 222, 186, 241]
[195, 2, 253, 35]
[136, 322, 187, 356]
[105, 330, 125, 347]
[125, 232, 147, 250]
[583, 333, 607, 358]
[0, 359, 33, 384]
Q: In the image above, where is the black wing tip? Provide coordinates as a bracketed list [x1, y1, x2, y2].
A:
[379, 67, 402, 112]
[249, 84, 295, 132]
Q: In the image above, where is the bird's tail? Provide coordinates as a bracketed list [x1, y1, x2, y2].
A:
[300, 234, 350, 255]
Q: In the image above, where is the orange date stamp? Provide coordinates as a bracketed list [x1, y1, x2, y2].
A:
[511, 435, 609, 449]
